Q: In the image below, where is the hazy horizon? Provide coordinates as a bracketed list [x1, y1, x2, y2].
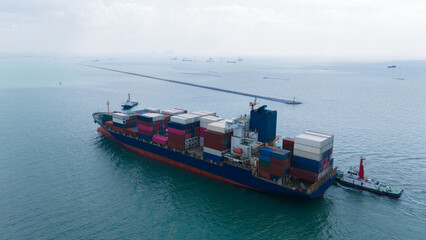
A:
[1, 0, 426, 61]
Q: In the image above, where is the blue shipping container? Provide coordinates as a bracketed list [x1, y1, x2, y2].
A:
[137, 133, 152, 141]
[292, 161, 321, 174]
[259, 147, 274, 156]
[259, 154, 271, 162]
[292, 155, 321, 168]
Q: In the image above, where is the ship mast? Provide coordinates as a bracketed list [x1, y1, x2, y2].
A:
[249, 97, 258, 111]
[359, 157, 365, 180]
[107, 101, 110, 114]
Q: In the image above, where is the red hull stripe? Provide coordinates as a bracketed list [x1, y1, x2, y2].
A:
[98, 127, 261, 192]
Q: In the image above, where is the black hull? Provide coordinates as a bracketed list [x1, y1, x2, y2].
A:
[335, 178, 403, 198]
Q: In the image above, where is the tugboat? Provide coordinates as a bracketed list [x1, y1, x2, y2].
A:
[335, 157, 403, 198]
[121, 94, 138, 109]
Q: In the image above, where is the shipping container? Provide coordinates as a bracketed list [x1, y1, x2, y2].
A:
[259, 160, 271, 167]
[152, 135, 168, 145]
[290, 167, 319, 182]
[259, 171, 270, 179]
[294, 141, 333, 155]
[294, 132, 333, 149]
[137, 133, 152, 141]
[271, 149, 291, 160]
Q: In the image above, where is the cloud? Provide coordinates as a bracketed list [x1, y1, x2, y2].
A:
[1, 0, 425, 60]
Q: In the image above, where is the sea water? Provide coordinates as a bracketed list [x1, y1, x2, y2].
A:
[0, 56, 425, 239]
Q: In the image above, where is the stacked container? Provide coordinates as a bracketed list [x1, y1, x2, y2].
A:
[203, 120, 233, 162]
[290, 131, 334, 182]
[137, 113, 166, 141]
[258, 147, 291, 180]
[102, 113, 113, 122]
[152, 135, 168, 145]
[113, 113, 132, 128]
[161, 108, 186, 116]
[199, 116, 223, 147]
[167, 114, 200, 150]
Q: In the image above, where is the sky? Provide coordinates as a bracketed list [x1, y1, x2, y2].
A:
[1, 0, 426, 60]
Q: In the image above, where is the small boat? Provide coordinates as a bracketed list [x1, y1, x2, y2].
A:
[121, 94, 138, 109]
[387, 65, 397, 68]
[335, 157, 403, 198]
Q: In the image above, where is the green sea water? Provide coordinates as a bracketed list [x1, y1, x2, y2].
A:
[0, 56, 425, 239]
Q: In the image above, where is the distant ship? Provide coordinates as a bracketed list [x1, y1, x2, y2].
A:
[227, 61, 237, 63]
[121, 94, 138, 109]
[182, 58, 193, 62]
[238, 58, 243, 61]
[387, 65, 397, 68]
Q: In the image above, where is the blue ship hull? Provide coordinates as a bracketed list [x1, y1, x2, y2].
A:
[95, 118, 336, 198]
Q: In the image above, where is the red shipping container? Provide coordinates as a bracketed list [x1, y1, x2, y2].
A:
[139, 129, 153, 136]
[258, 165, 270, 173]
[282, 137, 295, 151]
[136, 120, 153, 127]
[168, 133, 185, 142]
[259, 171, 270, 179]
[270, 167, 284, 177]
[104, 121, 113, 128]
[271, 158, 284, 168]
[124, 128, 138, 137]
[168, 141, 184, 150]
[290, 167, 318, 182]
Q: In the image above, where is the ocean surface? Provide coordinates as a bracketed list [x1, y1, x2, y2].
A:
[0, 56, 425, 239]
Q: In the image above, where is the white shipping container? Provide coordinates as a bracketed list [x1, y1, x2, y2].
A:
[200, 116, 223, 128]
[113, 113, 129, 120]
[161, 108, 186, 115]
[171, 113, 200, 124]
[200, 137, 204, 147]
[305, 131, 334, 142]
[294, 141, 333, 155]
[203, 147, 229, 156]
[293, 149, 322, 161]
[141, 113, 165, 121]
[294, 132, 333, 148]
[146, 107, 160, 113]
[191, 110, 216, 117]
[112, 118, 126, 124]
[206, 121, 231, 134]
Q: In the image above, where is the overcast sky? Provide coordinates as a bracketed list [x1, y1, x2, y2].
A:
[1, 0, 425, 60]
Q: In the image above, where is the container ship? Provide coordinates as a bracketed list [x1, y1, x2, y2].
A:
[93, 103, 337, 198]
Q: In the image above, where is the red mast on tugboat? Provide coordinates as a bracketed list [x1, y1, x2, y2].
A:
[358, 157, 365, 180]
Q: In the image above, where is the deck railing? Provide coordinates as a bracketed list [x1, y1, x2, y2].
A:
[306, 167, 338, 195]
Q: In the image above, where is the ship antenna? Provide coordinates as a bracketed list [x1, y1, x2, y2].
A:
[107, 101, 110, 114]
[249, 97, 258, 111]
